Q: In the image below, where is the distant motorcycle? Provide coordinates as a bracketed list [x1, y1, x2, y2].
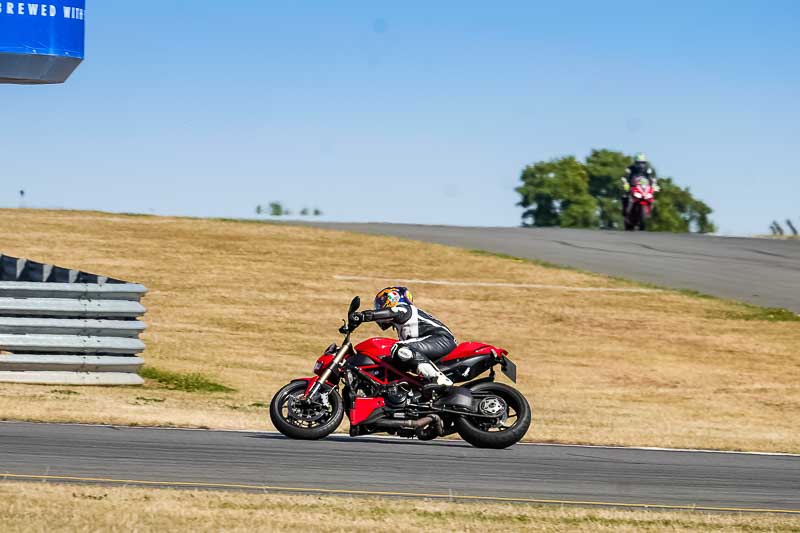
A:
[624, 176, 655, 231]
[270, 296, 531, 449]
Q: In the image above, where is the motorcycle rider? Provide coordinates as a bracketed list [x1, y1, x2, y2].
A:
[351, 287, 456, 389]
[621, 152, 659, 213]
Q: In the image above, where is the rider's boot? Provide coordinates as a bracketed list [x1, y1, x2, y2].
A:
[417, 362, 453, 393]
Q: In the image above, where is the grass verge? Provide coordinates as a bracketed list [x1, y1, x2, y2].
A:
[715, 305, 800, 322]
[139, 366, 235, 393]
[1, 482, 798, 533]
[0, 209, 798, 452]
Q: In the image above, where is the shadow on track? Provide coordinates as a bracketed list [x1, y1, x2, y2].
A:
[244, 432, 477, 449]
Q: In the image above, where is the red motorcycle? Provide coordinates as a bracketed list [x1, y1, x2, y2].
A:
[624, 176, 655, 231]
[270, 297, 531, 448]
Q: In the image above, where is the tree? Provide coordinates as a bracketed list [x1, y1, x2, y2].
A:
[584, 149, 631, 229]
[516, 150, 716, 233]
[649, 178, 717, 233]
[516, 156, 598, 228]
[269, 202, 285, 216]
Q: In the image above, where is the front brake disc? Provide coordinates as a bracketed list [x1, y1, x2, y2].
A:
[287, 395, 327, 422]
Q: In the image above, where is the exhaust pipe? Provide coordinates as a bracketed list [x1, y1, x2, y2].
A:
[373, 414, 444, 436]
[373, 415, 435, 429]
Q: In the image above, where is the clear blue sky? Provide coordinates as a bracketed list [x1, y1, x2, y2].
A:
[2, 1, 798, 235]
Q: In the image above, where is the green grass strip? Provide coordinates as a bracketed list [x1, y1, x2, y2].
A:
[717, 305, 800, 322]
[139, 366, 235, 393]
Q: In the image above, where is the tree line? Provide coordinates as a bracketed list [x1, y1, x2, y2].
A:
[769, 219, 798, 237]
[516, 149, 716, 233]
[256, 203, 323, 217]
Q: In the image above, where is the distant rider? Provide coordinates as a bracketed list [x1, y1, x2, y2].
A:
[351, 287, 455, 389]
[621, 152, 659, 213]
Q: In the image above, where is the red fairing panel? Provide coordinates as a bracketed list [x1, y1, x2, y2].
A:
[349, 397, 385, 425]
[354, 337, 397, 361]
[314, 354, 335, 376]
[296, 376, 319, 395]
[295, 376, 337, 395]
[440, 342, 507, 362]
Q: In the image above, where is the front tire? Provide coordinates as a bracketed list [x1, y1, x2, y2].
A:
[270, 381, 344, 440]
[637, 204, 648, 231]
[455, 382, 531, 449]
[624, 208, 635, 231]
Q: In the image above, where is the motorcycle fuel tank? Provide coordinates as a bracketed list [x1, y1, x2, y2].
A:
[353, 337, 396, 361]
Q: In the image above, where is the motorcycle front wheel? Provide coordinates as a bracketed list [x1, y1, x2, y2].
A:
[455, 381, 531, 449]
[269, 381, 344, 440]
[623, 210, 635, 231]
[637, 204, 648, 231]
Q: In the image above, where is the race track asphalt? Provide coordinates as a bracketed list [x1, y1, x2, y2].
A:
[3, 226, 798, 513]
[1, 422, 798, 513]
[307, 224, 800, 313]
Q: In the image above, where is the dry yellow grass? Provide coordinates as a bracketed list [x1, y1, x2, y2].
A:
[2, 209, 799, 452]
[1, 481, 798, 532]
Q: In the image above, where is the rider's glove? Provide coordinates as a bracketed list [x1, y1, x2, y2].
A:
[653, 183, 661, 192]
[351, 310, 374, 324]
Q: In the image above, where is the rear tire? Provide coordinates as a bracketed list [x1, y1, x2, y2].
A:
[270, 381, 344, 440]
[455, 382, 531, 449]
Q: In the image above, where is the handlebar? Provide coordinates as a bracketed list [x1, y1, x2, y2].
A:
[339, 311, 363, 335]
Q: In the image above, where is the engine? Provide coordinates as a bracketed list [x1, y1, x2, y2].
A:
[383, 383, 414, 409]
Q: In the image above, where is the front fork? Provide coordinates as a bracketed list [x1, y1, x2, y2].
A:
[304, 339, 351, 400]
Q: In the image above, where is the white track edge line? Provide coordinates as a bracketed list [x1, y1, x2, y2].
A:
[2, 421, 797, 457]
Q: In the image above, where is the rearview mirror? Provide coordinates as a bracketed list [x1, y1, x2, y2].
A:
[348, 296, 361, 316]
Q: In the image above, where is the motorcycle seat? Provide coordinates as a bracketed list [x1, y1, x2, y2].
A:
[440, 342, 495, 362]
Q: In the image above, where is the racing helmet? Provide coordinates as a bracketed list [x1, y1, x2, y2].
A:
[634, 152, 648, 163]
[374, 286, 413, 310]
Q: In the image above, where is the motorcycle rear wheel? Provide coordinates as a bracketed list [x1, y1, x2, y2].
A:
[270, 381, 344, 440]
[455, 382, 531, 449]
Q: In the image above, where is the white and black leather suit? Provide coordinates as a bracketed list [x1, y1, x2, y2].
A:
[623, 161, 657, 188]
[356, 305, 457, 369]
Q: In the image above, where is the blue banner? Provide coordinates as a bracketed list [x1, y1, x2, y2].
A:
[0, 1, 85, 83]
[0, 1, 85, 58]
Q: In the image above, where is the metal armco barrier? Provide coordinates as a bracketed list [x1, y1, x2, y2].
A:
[0, 254, 147, 385]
